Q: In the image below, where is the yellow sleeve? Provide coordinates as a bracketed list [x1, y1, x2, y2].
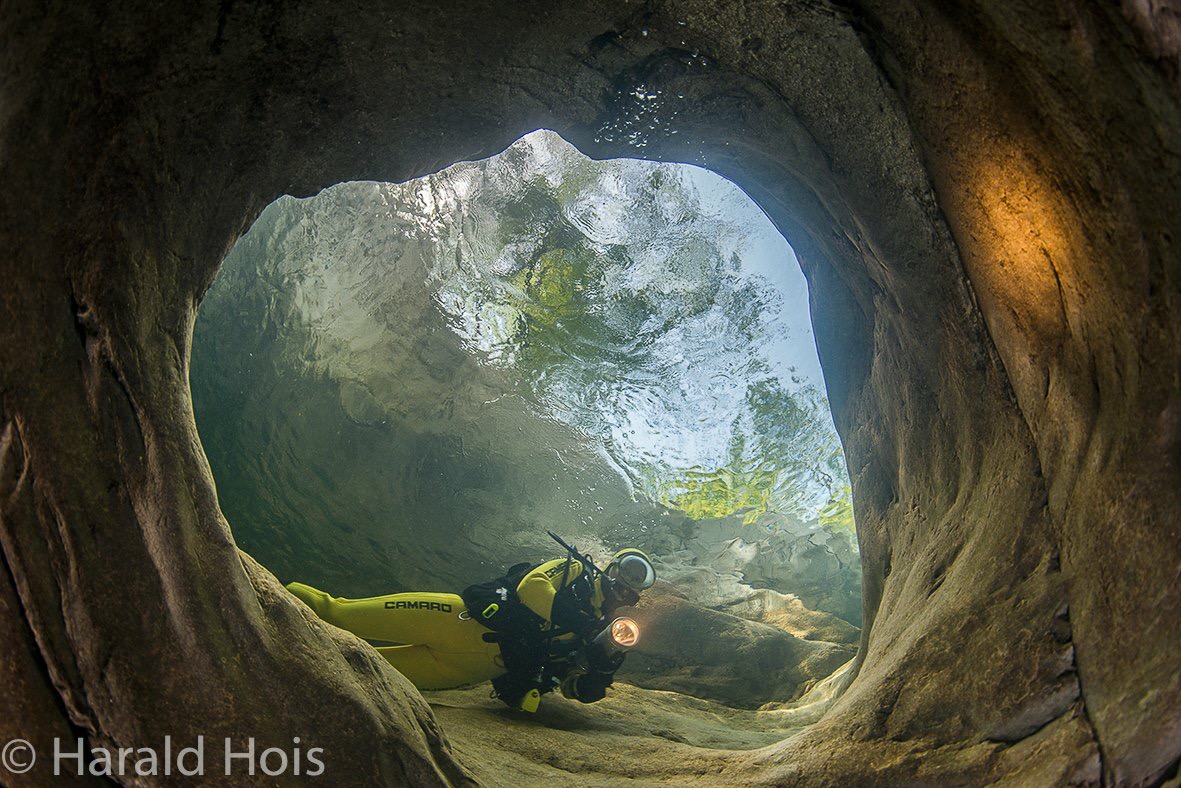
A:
[516, 558, 582, 623]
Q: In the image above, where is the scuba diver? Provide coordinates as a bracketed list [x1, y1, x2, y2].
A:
[285, 533, 655, 712]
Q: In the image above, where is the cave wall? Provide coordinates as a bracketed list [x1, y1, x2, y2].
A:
[1, 1, 1177, 785]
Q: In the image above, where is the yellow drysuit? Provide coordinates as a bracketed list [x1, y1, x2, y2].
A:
[286, 558, 604, 691]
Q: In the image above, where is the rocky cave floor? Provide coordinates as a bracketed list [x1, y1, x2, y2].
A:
[423, 660, 851, 786]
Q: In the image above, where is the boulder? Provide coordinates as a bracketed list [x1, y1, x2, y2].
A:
[617, 584, 856, 708]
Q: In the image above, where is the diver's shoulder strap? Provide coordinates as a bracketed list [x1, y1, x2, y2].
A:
[548, 570, 601, 637]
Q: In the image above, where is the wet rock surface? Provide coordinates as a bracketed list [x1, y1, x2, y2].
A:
[617, 583, 856, 708]
[643, 512, 863, 628]
[423, 680, 838, 786]
[2, 1, 1179, 785]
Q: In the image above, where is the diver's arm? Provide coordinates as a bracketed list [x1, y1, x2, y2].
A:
[561, 647, 626, 703]
[560, 633, 627, 703]
[550, 587, 603, 637]
[562, 670, 614, 703]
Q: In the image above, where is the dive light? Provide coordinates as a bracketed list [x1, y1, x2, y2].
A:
[593, 616, 641, 652]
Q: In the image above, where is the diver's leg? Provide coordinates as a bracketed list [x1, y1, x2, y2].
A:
[375, 644, 504, 691]
[286, 583, 503, 690]
[285, 584, 470, 646]
[491, 636, 551, 710]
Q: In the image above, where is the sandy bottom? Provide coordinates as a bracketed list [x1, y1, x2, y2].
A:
[425, 680, 832, 786]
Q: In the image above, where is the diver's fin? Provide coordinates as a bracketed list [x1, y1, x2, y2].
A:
[285, 582, 333, 618]
[518, 688, 541, 713]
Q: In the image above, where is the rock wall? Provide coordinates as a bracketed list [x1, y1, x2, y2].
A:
[1, 1, 1177, 785]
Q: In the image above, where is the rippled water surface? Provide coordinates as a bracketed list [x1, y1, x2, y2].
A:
[406, 132, 847, 524]
[192, 131, 857, 619]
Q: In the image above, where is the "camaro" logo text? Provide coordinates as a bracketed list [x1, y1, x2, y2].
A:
[384, 600, 453, 612]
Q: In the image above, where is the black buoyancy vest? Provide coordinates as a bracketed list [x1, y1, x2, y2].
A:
[460, 562, 541, 634]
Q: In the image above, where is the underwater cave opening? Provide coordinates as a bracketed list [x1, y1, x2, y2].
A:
[190, 129, 861, 748]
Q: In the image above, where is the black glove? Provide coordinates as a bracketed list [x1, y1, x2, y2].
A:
[586, 642, 626, 673]
[561, 670, 614, 703]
